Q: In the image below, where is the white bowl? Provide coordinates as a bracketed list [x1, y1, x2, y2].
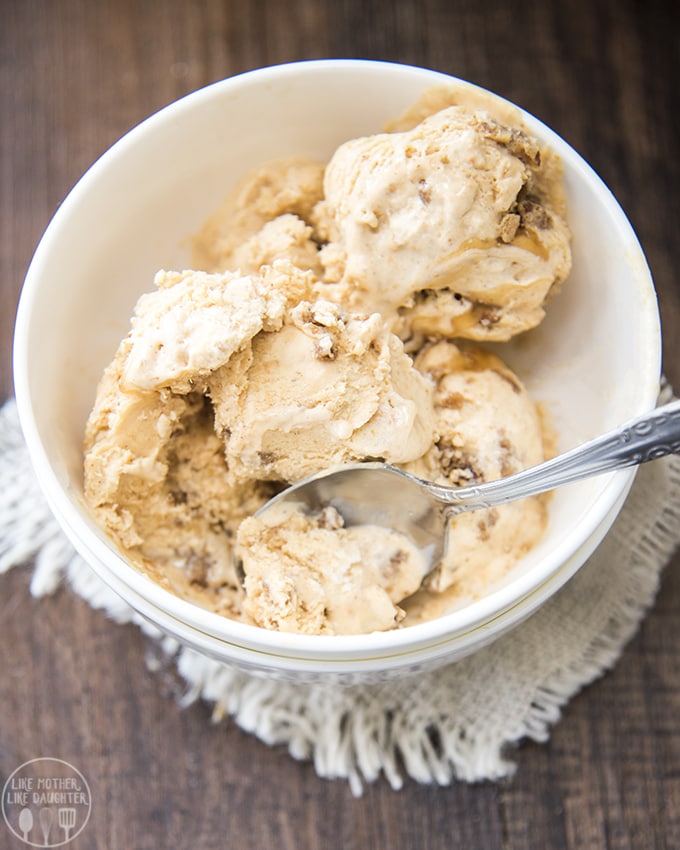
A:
[13, 60, 661, 682]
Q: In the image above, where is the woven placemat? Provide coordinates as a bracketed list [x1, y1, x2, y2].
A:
[2, 396, 679, 795]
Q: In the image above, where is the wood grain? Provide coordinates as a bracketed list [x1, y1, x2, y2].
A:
[2, 0, 679, 847]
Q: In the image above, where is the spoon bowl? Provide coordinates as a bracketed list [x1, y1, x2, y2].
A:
[247, 399, 680, 577]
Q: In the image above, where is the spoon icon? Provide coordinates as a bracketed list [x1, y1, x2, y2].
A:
[18, 807, 33, 842]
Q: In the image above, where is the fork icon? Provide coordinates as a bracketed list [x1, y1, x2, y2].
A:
[58, 808, 76, 841]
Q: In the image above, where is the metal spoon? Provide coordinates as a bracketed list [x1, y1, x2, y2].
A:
[244, 399, 680, 575]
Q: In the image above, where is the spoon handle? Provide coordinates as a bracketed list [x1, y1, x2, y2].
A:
[437, 398, 680, 513]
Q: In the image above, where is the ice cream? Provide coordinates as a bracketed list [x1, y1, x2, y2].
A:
[210, 297, 435, 484]
[314, 104, 570, 344]
[193, 157, 326, 277]
[404, 341, 547, 599]
[84, 86, 570, 635]
[84, 264, 435, 617]
[237, 503, 428, 635]
[83, 347, 266, 617]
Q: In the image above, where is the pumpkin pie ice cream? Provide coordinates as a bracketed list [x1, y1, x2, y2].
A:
[84, 87, 569, 634]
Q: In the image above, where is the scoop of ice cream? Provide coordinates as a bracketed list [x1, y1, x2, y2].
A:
[193, 156, 325, 276]
[224, 214, 322, 277]
[121, 263, 314, 393]
[314, 105, 571, 341]
[237, 503, 427, 635]
[403, 340, 547, 596]
[210, 297, 436, 483]
[84, 347, 272, 618]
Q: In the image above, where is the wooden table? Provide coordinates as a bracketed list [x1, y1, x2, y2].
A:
[2, 1, 679, 847]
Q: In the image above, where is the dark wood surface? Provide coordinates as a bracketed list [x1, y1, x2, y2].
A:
[2, 1, 679, 847]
